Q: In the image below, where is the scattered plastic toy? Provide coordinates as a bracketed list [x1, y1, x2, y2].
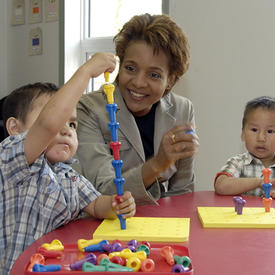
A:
[32, 263, 61, 272]
[27, 253, 45, 272]
[161, 246, 175, 265]
[70, 253, 97, 270]
[41, 239, 64, 251]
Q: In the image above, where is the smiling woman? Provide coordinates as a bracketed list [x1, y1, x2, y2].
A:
[76, 13, 199, 205]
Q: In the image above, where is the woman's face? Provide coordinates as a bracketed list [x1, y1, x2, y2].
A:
[118, 41, 173, 117]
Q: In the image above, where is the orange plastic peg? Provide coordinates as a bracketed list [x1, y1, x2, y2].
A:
[160, 246, 175, 266]
[263, 197, 272, 212]
[27, 253, 45, 271]
[262, 168, 271, 184]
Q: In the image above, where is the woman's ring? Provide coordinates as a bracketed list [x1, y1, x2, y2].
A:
[170, 134, 176, 144]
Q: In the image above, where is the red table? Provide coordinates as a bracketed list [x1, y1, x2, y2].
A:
[11, 191, 275, 275]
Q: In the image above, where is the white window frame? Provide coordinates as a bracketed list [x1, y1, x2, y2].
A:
[63, 0, 168, 90]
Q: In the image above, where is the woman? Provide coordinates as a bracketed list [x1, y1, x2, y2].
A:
[76, 13, 199, 205]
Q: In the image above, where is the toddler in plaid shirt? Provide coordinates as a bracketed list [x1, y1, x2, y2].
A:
[0, 53, 136, 275]
[215, 96, 275, 197]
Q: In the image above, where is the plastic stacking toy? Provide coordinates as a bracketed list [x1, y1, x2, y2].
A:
[77, 238, 103, 252]
[232, 196, 246, 215]
[160, 246, 175, 266]
[126, 257, 141, 272]
[32, 263, 61, 272]
[41, 239, 64, 251]
[262, 168, 273, 212]
[82, 259, 133, 272]
[37, 246, 62, 259]
[27, 253, 45, 272]
[172, 264, 187, 273]
[70, 253, 97, 270]
[103, 71, 126, 230]
[84, 240, 109, 252]
[174, 255, 191, 268]
[262, 168, 272, 198]
[140, 258, 155, 272]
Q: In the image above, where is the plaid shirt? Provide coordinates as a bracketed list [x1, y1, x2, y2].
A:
[0, 132, 101, 275]
[216, 152, 275, 196]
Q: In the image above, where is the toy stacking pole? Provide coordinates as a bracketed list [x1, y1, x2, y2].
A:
[262, 168, 272, 212]
[103, 72, 126, 230]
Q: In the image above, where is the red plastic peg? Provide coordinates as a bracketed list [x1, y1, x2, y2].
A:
[262, 168, 271, 184]
[160, 246, 175, 265]
[37, 246, 62, 258]
[110, 141, 121, 160]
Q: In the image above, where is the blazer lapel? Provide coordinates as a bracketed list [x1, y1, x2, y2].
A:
[115, 88, 145, 161]
[154, 94, 176, 154]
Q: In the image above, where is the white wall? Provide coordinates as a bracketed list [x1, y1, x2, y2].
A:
[1, 0, 60, 98]
[170, 0, 275, 191]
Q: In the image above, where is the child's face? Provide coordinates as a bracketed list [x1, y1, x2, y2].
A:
[45, 108, 78, 164]
[242, 107, 275, 166]
[118, 40, 173, 117]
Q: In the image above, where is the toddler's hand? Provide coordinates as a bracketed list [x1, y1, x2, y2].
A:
[112, 191, 136, 219]
[83, 52, 117, 79]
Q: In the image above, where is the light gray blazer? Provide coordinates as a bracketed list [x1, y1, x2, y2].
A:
[76, 86, 195, 205]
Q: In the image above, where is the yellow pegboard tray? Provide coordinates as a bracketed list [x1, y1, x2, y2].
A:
[93, 217, 190, 242]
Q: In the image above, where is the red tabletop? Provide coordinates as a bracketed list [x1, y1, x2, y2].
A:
[11, 191, 275, 275]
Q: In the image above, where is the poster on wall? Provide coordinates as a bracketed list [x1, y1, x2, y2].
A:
[45, 0, 59, 22]
[29, 27, 42, 55]
[11, 0, 25, 26]
[29, 0, 42, 24]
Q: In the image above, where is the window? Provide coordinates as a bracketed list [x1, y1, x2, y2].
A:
[82, 0, 164, 92]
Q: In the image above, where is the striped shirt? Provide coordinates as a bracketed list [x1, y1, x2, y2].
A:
[0, 132, 101, 275]
[216, 152, 275, 196]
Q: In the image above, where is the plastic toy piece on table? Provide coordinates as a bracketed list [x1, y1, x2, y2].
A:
[41, 239, 64, 251]
[262, 168, 272, 198]
[263, 197, 273, 212]
[97, 254, 109, 265]
[110, 256, 125, 266]
[110, 141, 121, 160]
[84, 240, 109, 252]
[161, 246, 175, 265]
[32, 263, 61, 272]
[140, 258, 155, 272]
[172, 264, 187, 273]
[233, 196, 246, 215]
[109, 248, 147, 261]
[233, 196, 242, 212]
[37, 247, 62, 259]
[127, 239, 138, 249]
[70, 253, 97, 270]
[137, 244, 150, 256]
[77, 238, 103, 252]
[95, 258, 134, 272]
[174, 255, 191, 268]
[27, 253, 45, 272]
[126, 257, 141, 272]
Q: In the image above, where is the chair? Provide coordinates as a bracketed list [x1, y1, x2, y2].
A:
[0, 96, 7, 142]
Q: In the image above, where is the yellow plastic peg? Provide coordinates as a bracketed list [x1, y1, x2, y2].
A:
[41, 239, 64, 251]
[103, 72, 115, 104]
[77, 238, 103, 252]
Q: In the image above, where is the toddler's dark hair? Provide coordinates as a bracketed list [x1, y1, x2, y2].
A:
[2, 82, 58, 137]
[242, 96, 275, 128]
